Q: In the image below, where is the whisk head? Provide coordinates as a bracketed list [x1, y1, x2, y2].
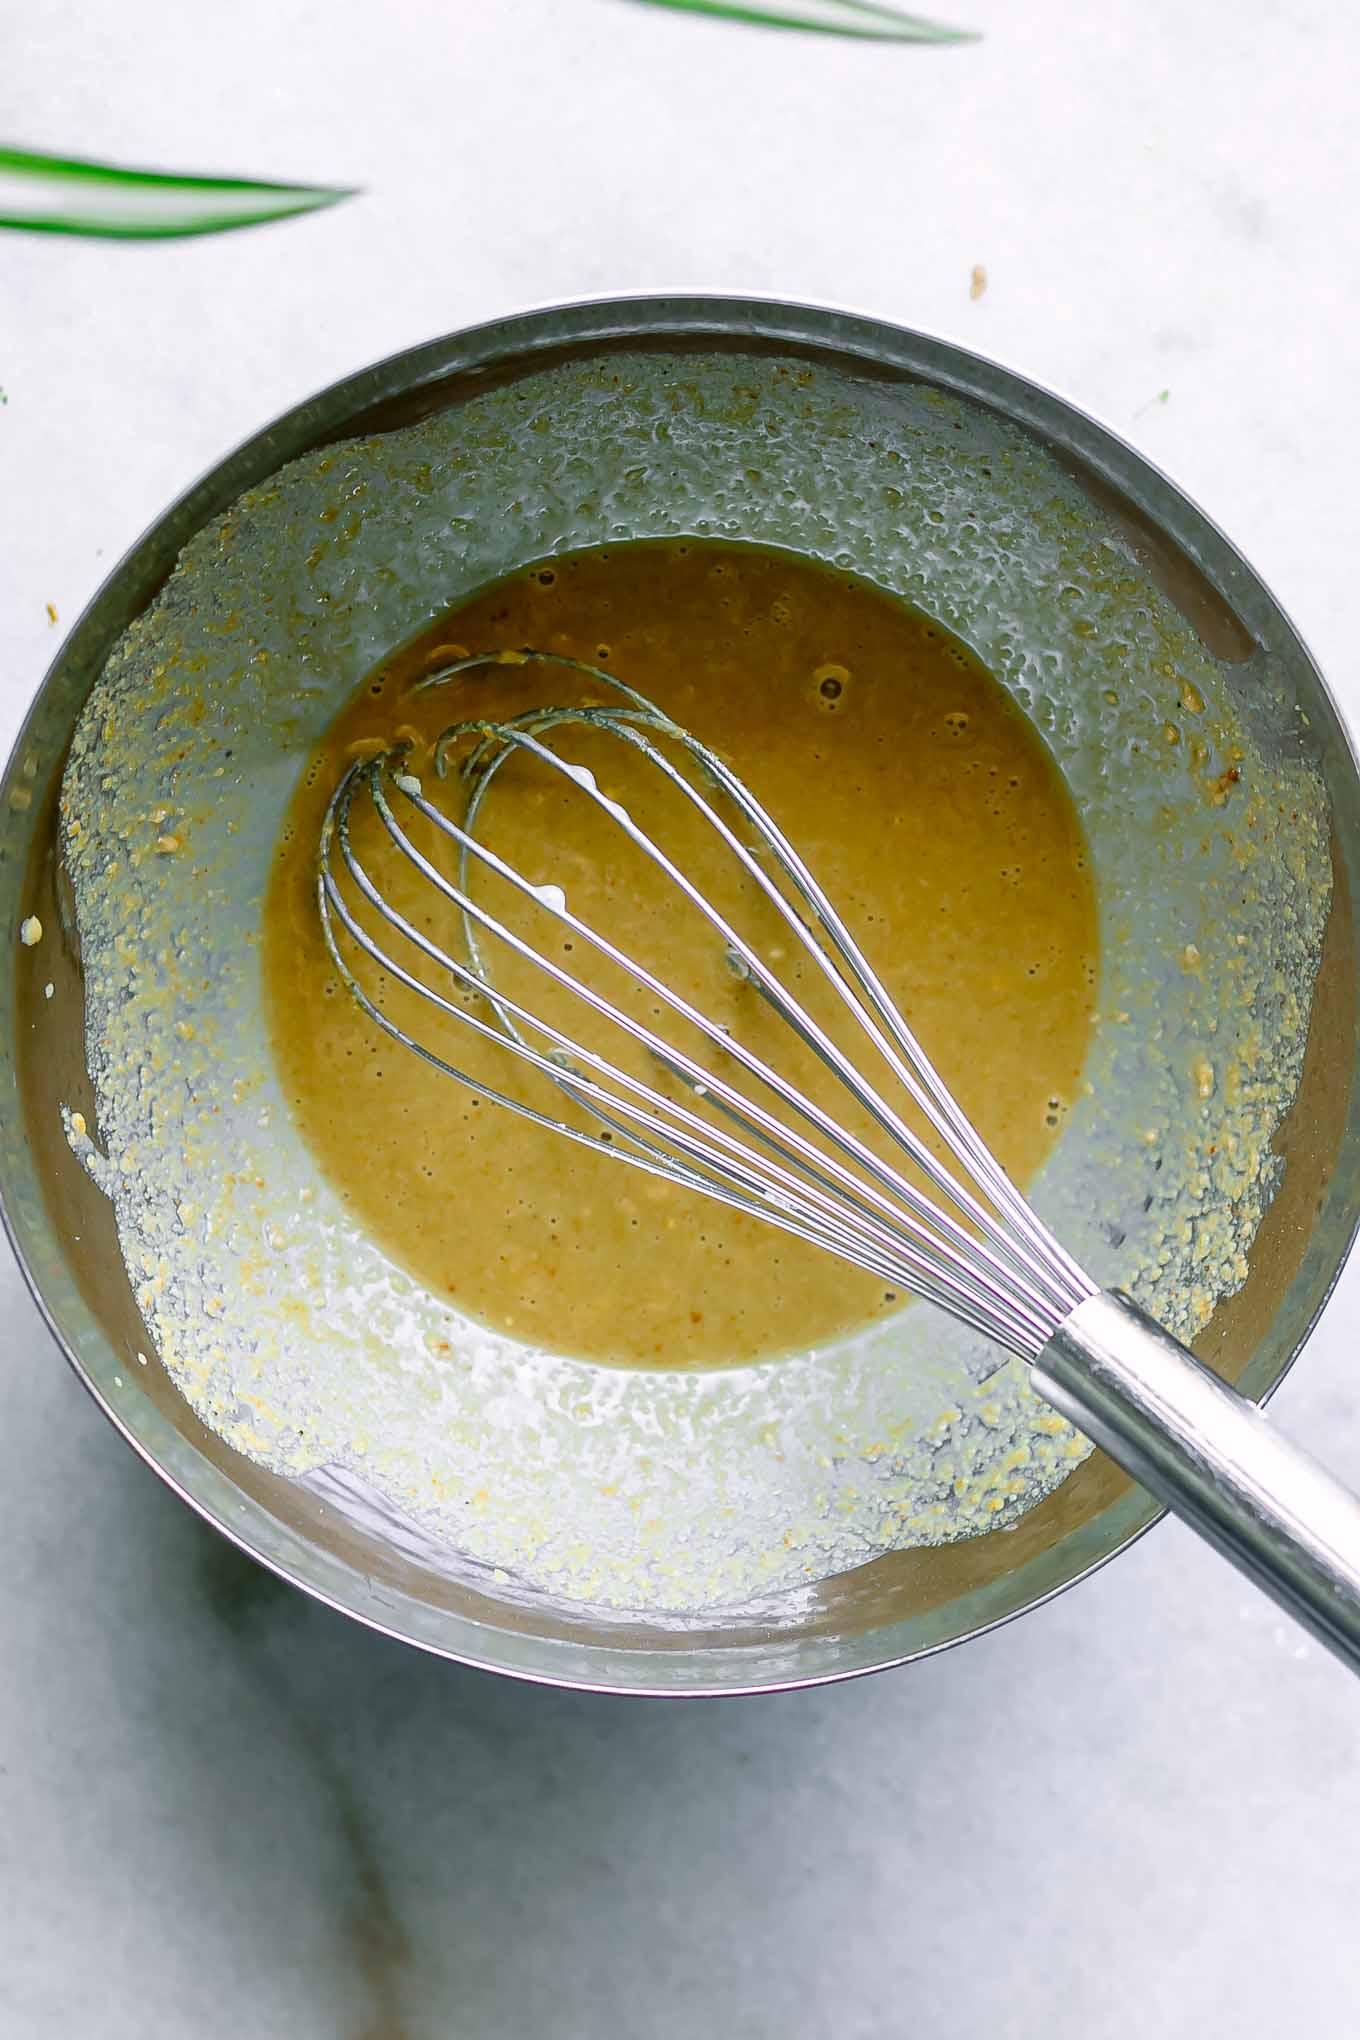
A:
[317, 650, 1095, 1364]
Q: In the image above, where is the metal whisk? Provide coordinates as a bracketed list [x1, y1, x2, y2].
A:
[319, 650, 1360, 1671]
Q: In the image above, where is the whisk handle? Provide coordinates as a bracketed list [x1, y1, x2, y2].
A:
[1034, 1290, 1360, 1675]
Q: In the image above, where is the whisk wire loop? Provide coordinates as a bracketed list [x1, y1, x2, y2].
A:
[323, 768, 1049, 1354]
[319, 652, 1096, 1360]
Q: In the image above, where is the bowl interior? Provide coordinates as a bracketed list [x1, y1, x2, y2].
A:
[4, 301, 1358, 1692]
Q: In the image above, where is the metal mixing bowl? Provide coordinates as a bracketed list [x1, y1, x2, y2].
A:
[4, 297, 1358, 1693]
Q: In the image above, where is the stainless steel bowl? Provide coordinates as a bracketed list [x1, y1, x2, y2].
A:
[4, 296, 1358, 1693]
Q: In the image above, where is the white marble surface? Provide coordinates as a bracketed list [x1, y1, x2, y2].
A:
[3, 1, 1360, 2033]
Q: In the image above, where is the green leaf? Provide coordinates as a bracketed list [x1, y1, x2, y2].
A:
[624, 0, 974, 40]
[0, 146, 356, 239]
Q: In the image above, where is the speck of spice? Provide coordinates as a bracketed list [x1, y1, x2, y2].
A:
[45, 603, 58, 626]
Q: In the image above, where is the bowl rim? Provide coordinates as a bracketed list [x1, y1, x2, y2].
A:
[5, 290, 1358, 1695]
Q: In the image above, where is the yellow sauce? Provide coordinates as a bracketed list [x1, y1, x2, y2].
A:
[266, 541, 1098, 1368]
